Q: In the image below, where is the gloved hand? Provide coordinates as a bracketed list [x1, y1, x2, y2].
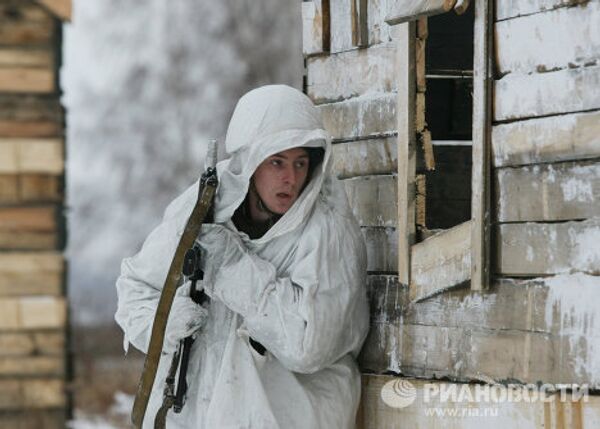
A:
[163, 282, 209, 354]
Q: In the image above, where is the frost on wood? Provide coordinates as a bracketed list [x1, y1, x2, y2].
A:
[344, 175, 397, 227]
[495, 161, 600, 222]
[385, 0, 456, 25]
[492, 110, 600, 167]
[302, 1, 324, 55]
[495, 0, 593, 21]
[496, 218, 600, 275]
[361, 274, 600, 386]
[331, 137, 397, 178]
[306, 42, 397, 103]
[494, 65, 600, 121]
[496, 2, 600, 75]
[544, 273, 600, 384]
[319, 92, 397, 141]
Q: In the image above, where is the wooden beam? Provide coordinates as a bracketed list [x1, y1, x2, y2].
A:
[0, 48, 53, 68]
[496, 0, 591, 21]
[0, 119, 62, 137]
[385, 0, 457, 25]
[410, 221, 471, 301]
[0, 95, 62, 122]
[496, 218, 600, 276]
[0, 174, 63, 204]
[492, 110, 600, 167]
[0, 138, 64, 174]
[0, 356, 64, 377]
[0, 410, 66, 429]
[0, 252, 63, 296]
[306, 42, 397, 103]
[0, 21, 53, 46]
[319, 93, 397, 141]
[331, 137, 397, 179]
[396, 22, 416, 286]
[0, 206, 58, 232]
[330, 0, 353, 53]
[0, 67, 55, 94]
[35, 0, 72, 21]
[495, 160, 600, 222]
[0, 378, 65, 409]
[494, 65, 600, 122]
[0, 296, 66, 330]
[496, 2, 600, 76]
[470, 0, 493, 291]
[0, 331, 64, 356]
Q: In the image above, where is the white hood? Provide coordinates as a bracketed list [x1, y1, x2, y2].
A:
[214, 85, 332, 242]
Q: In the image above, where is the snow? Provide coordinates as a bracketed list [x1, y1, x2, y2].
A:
[68, 391, 134, 429]
[543, 273, 600, 385]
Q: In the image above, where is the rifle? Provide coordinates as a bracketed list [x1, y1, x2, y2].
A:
[131, 139, 219, 428]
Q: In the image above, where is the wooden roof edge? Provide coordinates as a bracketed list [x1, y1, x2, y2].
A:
[35, 0, 72, 22]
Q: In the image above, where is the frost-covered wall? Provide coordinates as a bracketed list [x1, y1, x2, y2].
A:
[63, 0, 302, 325]
[303, 0, 600, 427]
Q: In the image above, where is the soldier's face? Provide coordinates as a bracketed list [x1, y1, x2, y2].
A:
[252, 147, 310, 216]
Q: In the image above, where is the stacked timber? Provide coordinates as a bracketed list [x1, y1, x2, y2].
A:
[304, 0, 600, 427]
[0, 1, 70, 427]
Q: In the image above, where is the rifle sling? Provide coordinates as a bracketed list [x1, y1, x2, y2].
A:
[131, 179, 217, 428]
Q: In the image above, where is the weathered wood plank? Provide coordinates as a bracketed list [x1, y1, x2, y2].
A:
[0, 67, 55, 93]
[0, 2, 53, 23]
[0, 378, 66, 409]
[302, 0, 325, 56]
[410, 221, 471, 301]
[363, 227, 398, 272]
[0, 356, 63, 376]
[361, 273, 600, 385]
[0, 410, 66, 429]
[344, 175, 398, 227]
[332, 137, 397, 179]
[0, 231, 59, 250]
[0, 331, 64, 356]
[492, 110, 600, 167]
[0, 138, 64, 174]
[319, 92, 397, 141]
[0, 252, 63, 296]
[385, 0, 457, 25]
[306, 42, 397, 103]
[471, 0, 493, 291]
[0, 296, 66, 330]
[0, 21, 54, 47]
[0, 48, 53, 68]
[0, 174, 63, 203]
[330, 0, 353, 53]
[495, 0, 592, 21]
[0, 95, 62, 122]
[0, 206, 58, 231]
[0, 119, 61, 137]
[358, 375, 600, 429]
[496, 218, 600, 276]
[36, 0, 72, 21]
[496, 2, 600, 76]
[495, 160, 600, 222]
[396, 22, 416, 286]
[494, 65, 600, 122]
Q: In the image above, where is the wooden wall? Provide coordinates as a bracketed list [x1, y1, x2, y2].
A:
[0, 1, 69, 427]
[303, 0, 599, 427]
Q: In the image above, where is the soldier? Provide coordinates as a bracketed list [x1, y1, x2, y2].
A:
[115, 85, 370, 428]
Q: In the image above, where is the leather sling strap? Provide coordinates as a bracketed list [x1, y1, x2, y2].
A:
[131, 175, 217, 428]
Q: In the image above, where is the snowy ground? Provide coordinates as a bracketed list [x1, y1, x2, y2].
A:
[69, 391, 133, 429]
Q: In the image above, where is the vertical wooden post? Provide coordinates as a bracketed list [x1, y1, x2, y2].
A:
[471, 0, 493, 290]
[396, 21, 416, 288]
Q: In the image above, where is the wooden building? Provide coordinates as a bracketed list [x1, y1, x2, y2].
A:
[302, 0, 600, 427]
[0, 0, 71, 427]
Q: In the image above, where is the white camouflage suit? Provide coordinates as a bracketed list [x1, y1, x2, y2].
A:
[115, 85, 370, 428]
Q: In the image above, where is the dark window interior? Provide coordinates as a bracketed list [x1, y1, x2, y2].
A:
[420, 7, 474, 234]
